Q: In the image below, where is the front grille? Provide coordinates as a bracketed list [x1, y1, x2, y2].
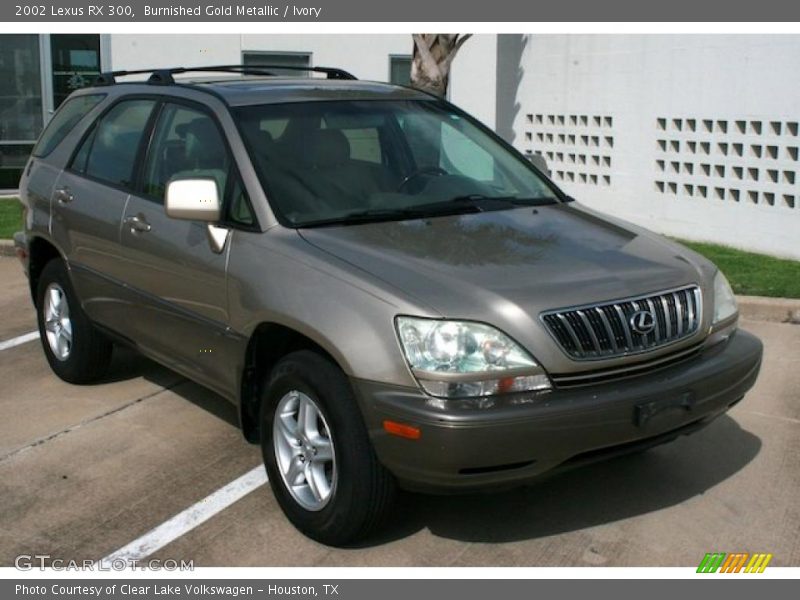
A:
[541, 285, 702, 360]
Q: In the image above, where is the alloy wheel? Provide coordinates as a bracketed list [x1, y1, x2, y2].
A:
[43, 283, 73, 361]
[273, 390, 337, 511]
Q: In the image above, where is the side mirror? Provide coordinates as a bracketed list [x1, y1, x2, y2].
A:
[527, 153, 550, 176]
[165, 178, 221, 222]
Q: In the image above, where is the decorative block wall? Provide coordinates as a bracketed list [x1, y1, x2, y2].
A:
[523, 113, 615, 187]
[654, 117, 798, 209]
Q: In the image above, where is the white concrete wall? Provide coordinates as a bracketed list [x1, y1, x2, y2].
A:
[107, 34, 497, 127]
[508, 34, 800, 260]
[448, 34, 497, 129]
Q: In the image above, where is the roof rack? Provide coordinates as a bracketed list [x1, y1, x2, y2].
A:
[94, 64, 357, 86]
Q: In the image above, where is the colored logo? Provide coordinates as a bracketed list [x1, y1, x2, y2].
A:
[697, 552, 773, 573]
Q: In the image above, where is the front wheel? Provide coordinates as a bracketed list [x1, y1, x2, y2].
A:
[260, 351, 396, 546]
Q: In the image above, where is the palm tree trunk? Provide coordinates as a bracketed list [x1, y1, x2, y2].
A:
[410, 34, 472, 97]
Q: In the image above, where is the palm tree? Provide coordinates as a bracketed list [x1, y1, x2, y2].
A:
[410, 34, 472, 97]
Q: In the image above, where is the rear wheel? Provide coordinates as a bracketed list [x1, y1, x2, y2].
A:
[36, 259, 112, 383]
[260, 350, 396, 546]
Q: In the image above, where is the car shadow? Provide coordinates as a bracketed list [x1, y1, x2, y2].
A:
[92, 347, 762, 549]
[98, 346, 240, 427]
[91, 345, 180, 386]
[361, 415, 761, 546]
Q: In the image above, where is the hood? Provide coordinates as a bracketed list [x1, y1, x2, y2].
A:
[298, 202, 717, 371]
[299, 202, 708, 322]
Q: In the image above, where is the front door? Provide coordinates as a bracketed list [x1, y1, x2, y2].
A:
[117, 101, 240, 396]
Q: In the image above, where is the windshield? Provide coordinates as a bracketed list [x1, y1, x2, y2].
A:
[234, 99, 561, 227]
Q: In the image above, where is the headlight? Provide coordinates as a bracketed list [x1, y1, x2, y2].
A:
[713, 271, 738, 324]
[395, 317, 552, 398]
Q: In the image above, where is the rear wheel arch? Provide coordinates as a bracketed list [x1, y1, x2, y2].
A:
[27, 236, 65, 307]
[239, 323, 351, 443]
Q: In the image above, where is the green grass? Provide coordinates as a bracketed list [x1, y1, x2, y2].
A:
[677, 239, 800, 299]
[0, 198, 22, 240]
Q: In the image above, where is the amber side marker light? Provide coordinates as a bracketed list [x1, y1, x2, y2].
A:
[383, 420, 421, 440]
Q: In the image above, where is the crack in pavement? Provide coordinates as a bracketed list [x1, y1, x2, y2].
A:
[0, 381, 184, 464]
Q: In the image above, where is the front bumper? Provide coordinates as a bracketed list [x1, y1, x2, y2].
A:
[352, 329, 762, 493]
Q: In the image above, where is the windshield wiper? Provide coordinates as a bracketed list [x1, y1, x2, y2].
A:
[296, 195, 558, 228]
[298, 202, 482, 228]
[445, 194, 559, 206]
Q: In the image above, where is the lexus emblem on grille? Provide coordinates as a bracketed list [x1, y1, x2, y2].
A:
[630, 310, 656, 335]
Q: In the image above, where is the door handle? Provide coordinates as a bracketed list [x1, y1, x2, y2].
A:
[54, 187, 74, 204]
[123, 214, 152, 233]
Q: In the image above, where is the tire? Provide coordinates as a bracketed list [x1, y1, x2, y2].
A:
[260, 350, 396, 546]
[35, 259, 112, 384]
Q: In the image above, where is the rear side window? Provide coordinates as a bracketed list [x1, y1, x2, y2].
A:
[71, 99, 156, 189]
[32, 94, 105, 158]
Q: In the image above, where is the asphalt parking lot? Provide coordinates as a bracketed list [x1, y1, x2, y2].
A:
[1, 254, 798, 567]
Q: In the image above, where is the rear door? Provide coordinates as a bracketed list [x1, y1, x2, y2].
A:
[51, 98, 157, 329]
[116, 100, 251, 396]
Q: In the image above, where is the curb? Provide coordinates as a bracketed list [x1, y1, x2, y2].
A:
[737, 295, 800, 324]
[0, 240, 796, 323]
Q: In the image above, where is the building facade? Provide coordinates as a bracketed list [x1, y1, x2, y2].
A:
[505, 35, 800, 260]
[1, 34, 797, 258]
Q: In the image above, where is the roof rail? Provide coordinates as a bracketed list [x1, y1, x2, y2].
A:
[94, 64, 357, 86]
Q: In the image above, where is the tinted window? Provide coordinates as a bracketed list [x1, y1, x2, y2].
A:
[142, 103, 229, 201]
[73, 99, 155, 188]
[32, 94, 105, 157]
[70, 126, 96, 173]
[228, 176, 256, 227]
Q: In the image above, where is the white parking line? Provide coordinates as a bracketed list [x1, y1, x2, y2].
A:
[0, 330, 39, 352]
[99, 466, 268, 565]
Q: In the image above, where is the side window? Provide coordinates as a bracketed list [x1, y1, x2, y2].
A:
[340, 128, 382, 164]
[71, 99, 156, 189]
[32, 94, 105, 157]
[227, 176, 256, 227]
[142, 103, 229, 201]
[70, 126, 97, 173]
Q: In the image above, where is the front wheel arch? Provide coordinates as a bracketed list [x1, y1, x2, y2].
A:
[259, 350, 395, 545]
[239, 323, 349, 444]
